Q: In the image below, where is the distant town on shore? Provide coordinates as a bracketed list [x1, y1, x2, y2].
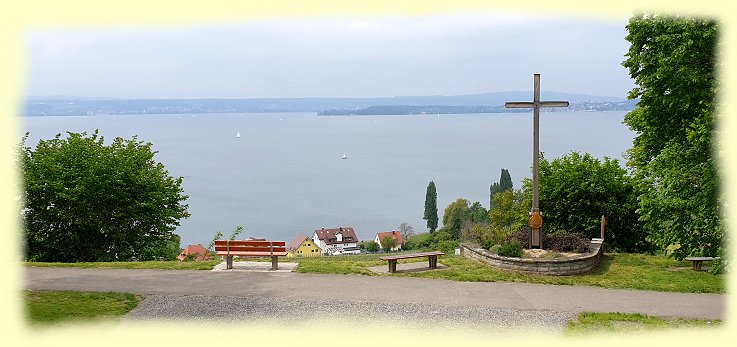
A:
[23, 91, 637, 116]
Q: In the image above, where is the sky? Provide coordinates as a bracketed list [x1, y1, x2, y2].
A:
[25, 11, 635, 99]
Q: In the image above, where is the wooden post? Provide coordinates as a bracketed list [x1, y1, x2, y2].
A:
[601, 215, 607, 240]
[505, 73, 568, 248]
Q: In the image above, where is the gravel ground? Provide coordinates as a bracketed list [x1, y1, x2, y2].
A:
[123, 293, 575, 334]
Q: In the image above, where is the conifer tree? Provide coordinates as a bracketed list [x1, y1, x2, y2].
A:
[490, 169, 513, 208]
[423, 181, 438, 233]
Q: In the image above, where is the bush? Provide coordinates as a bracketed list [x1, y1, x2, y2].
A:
[543, 232, 590, 253]
[482, 239, 495, 250]
[496, 240, 523, 257]
[435, 240, 459, 254]
[504, 227, 531, 249]
[489, 244, 502, 254]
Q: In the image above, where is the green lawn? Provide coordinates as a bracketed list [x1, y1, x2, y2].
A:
[24, 252, 725, 294]
[24, 290, 140, 326]
[564, 312, 722, 335]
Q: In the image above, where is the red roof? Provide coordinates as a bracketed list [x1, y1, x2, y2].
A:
[287, 234, 310, 252]
[313, 226, 359, 245]
[176, 244, 210, 261]
[376, 231, 403, 245]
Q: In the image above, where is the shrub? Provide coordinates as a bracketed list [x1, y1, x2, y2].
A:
[435, 240, 460, 254]
[482, 239, 495, 250]
[543, 232, 590, 253]
[489, 244, 502, 254]
[496, 240, 523, 257]
[504, 227, 531, 249]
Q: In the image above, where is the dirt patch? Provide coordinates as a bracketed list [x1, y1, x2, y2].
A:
[523, 249, 582, 259]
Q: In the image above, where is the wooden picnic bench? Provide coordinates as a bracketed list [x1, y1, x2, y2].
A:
[684, 256, 719, 271]
[214, 240, 288, 270]
[380, 251, 445, 273]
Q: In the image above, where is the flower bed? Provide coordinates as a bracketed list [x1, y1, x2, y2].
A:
[460, 239, 603, 276]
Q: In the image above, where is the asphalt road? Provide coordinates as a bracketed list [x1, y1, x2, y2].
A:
[24, 267, 725, 322]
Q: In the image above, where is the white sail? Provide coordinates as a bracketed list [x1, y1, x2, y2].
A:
[236, 131, 241, 138]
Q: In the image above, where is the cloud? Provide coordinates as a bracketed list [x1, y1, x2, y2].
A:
[25, 11, 634, 99]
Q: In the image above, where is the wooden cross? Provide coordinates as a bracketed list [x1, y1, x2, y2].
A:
[505, 73, 568, 248]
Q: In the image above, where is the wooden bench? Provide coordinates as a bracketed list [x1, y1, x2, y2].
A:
[380, 251, 445, 273]
[685, 257, 719, 271]
[214, 240, 288, 270]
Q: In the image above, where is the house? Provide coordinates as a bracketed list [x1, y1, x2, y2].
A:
[374, 230, 404, 251]
[312, 226, 361, 255]
[176, 244, 210, 261]
[287, 234, 322, 257]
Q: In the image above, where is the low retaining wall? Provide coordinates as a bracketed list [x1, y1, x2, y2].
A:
[460, 239, 603, 276]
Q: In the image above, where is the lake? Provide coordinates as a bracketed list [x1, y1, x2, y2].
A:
[20, 111, 634, 247]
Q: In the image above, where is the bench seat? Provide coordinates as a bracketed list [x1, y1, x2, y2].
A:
[685, 256, 719, 271]
[380, 251, 445, 273]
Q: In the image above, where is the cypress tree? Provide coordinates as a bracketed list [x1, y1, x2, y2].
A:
[423, 181, 438, 233]
[490, 169, 513, 208]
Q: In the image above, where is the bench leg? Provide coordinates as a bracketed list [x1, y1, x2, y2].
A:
[271, 256, 278, 270]
[429, 255, 437, 269]
[693, 261, 703, 271]
[226, 255, 233, 270]
[388, 260, 397, 273]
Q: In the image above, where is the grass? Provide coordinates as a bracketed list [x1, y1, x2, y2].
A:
[23, 252, 725, 294]
[564, 312, 722, 335]
[24, 290, 140, 326]
[399, 253, 724, 293]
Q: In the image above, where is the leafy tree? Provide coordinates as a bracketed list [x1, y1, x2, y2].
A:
[490, 168, 513, 208]
[487, 189, 529, 244]
[381, 236, 397, 252]
[19, 131, 189, 262]
[364, 240, 380, 253]
[524, 152, 651, 253]
[207, 231, 224, 253]
[442, 198, 471, 239]
[469, 201, 488, 223]
[622, 14, 721, 259]
[398, 222, 415, 241]
[423, 181, 438, 233]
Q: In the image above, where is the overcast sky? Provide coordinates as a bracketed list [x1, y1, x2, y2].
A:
[25, 11, 635, 99]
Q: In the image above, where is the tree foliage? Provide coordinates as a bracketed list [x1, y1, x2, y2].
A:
[622, 14, 721, 258]
[398, 222, 415, 241]
[490, 168, 513, 208]
[442, 198, 471, 240]
[525, 152, 652, 253]
[380, 236, 398, 252]
[19, 131, 189, 262]
[364, 240, 380, 253]
[423, 181, 438, 233]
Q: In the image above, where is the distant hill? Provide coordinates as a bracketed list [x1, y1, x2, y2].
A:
[23, 91, 631, 116]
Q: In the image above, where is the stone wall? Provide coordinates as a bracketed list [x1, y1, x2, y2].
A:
[460, 239, 603, 276]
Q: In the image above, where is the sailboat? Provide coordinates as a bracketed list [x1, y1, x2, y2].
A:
[236, 131, 241, 138]
[341, 153, 348, 159]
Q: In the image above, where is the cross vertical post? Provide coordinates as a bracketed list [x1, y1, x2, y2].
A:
[505, 73, 568, 248]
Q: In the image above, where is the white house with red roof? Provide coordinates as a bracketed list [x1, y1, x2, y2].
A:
[374, 230, 404, 251]
[312, 226, 361, 255]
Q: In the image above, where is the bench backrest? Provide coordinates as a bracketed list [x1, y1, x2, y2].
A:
[214, 240, 287, 255]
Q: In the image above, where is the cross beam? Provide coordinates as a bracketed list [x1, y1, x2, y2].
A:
[505, 73, 568, 248]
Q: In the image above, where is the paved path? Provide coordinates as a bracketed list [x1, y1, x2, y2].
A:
[24, 267, 725, 320]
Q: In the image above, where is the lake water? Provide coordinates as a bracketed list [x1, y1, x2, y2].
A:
[20, 111, 634, 247]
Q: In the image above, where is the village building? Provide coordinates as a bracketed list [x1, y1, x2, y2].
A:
[374, 230, 404, 251]
[287, 234, 322, 257]
[312, 226, 361, 255]
[176, 244, 210, 261]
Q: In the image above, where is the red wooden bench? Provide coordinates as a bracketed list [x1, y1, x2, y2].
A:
[214, 240, 288, 270]
[380, 251, 445, 273]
